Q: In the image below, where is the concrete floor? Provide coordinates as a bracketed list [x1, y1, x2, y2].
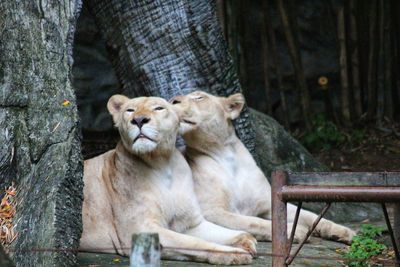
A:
[78, 235, 351, 267]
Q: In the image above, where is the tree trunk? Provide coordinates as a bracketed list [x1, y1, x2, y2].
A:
[376, 0, 385, 126]
[0, 1, 83, 266]
[366, 1, 378, 120]
[87, 0, 256, 156]
[261, 0, 272, 115]
[216, 0, 227, 41]
[238, 0, 249, 93]
[337, 6, 352, 126]
[265, 0, 290, 130]
[276, 0, 311, 129]
[225, 0, 240, 74]
[383, 0, 393, 121]
[349, 0, 362, 119]
[393, 1, 400, 120]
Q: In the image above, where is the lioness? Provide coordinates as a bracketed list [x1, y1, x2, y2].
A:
[80, 95, 257, 265]
[171, 91, 356, 243]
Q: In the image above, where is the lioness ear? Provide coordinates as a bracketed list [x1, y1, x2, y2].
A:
[107, 94, 129, 119]
[223, 93, 245, 120]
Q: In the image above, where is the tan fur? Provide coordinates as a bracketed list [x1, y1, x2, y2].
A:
[80, 95, 257, 265]
[171, 91, 356, 244]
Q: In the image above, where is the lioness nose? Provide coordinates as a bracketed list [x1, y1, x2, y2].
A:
[131, 116, 150, 129]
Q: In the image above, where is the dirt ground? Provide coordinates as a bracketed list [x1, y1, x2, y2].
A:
[312, 123, 400, 172]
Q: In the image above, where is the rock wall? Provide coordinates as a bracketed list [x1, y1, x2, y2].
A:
[0, 1, 83, 266]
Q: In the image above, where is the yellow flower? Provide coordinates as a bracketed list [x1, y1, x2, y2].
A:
[62, 100, 71, 106]
[318, 76, 329, 87]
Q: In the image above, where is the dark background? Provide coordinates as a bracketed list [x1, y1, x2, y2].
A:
[72, 0, 400, 169]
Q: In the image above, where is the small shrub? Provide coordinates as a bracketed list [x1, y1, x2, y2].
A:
[343, 224, 387, 267]
[301, 114, 346, 151]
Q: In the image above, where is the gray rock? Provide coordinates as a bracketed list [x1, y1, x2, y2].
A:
[251, 109, 382, 222]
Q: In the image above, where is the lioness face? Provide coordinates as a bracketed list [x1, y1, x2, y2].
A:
[170, 91, 245, 144]
[107, 95, 179, 155]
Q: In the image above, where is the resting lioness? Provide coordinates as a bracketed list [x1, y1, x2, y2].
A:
[80, 95, 257, 265]
[171, 91, 356, 243]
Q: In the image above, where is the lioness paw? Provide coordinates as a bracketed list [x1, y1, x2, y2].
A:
[208, 248, 252, 265]
[331, 225, 356, 245]
[318, 221, 356, 244]
[231, 233, 257, 256]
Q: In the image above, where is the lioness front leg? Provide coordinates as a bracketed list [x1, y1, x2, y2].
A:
[203, 209, 273, 241]
[287, 203, 356, 244]
[204, 209, 308, 242]
[185, 220, 257, 255]
[148, 225, 252, 265]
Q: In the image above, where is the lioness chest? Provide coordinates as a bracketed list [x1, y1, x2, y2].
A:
[110, 151, 203, 233]
[204, 144, 270, 216]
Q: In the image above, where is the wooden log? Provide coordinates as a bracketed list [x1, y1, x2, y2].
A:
[131, 233, 161, 267]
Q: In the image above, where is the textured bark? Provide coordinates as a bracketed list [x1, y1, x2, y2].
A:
[87, 0, 256, 156]
[0, 1, 83, 266]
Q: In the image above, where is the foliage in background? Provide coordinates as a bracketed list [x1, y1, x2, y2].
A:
[300, 114, 345, 151]
[343, 224, 387, 267]
[300, 114, 366, 151]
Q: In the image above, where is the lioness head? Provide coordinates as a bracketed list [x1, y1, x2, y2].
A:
[107, 95, 179, 155]
[170, 91, 245, 147]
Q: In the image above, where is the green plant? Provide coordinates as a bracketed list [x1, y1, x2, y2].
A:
[301, 114, 346, 151]
[349, 129, 365, 145]
[343, 224, 387, 267]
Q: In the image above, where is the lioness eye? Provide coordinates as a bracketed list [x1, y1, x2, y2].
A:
[154, 106, 165, 111]
[194, 96, 204, 101]
[126, 108, 135, 112]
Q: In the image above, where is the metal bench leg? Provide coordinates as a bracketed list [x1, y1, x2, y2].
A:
[382, 203, 400, 266]
[272, 171, 288, 267]
[286, 202, 331, 265]
[395, 204, 400, 267]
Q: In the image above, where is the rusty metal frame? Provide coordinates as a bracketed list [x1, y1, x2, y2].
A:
[271, 170, 400, 267]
